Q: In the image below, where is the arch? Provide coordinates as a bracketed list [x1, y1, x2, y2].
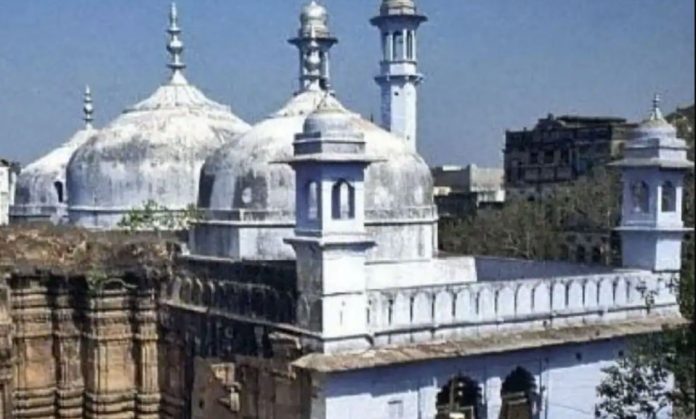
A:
[434, 291, 454, 324]
[454, 289, 473, 321]
[331, 180, 355, 220]
[435, 375, 483, 418]
[497, 287, 515, 318]
[614, 277, 628, 306]
[584, 280, 599, 308]
[392, 31, 404, 60]
[591, 247, 603, 265]
[406, 30, 415, 59]
[412, 292, 432, 324]
[54, 181, 64, 203]
[567, 280, 584, 310]
[575, 245, 586, 263]
[532, 283, 550, 313]
[500, 367, 538, 419]
[191, 280, 203, 306]
[515, 284, 533, 316]
[393, 293, 410, 326]
[477, 288, 495, 320]
[598, 277, 614, 306]
[179, 278, 192, 303]
[631, 181, 650, 213]
[551, 282, 566, 312]
[306, 181, 319, 220]
[661, 181, 676, 212]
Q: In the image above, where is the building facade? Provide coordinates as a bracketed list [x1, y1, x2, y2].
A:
[432, 164, 506, 218]
[0, 1, 691, 419]
[504, 114, 636, 201]
[0, 160, 18, 226]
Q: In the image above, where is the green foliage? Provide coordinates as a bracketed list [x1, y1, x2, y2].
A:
[117, 200, 201, 232]
[439, 166, 620, 260]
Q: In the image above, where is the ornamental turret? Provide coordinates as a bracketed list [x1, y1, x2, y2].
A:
[371, 0, 427, 151]
[283, 97, 378, 353]
[612, 95, 693, 271]
[288, 1, 337, 93]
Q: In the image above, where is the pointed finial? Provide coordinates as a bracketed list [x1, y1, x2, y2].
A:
[83, 85, 94, 129]
[167, 2, 187, 84]
[649, 93, 664, 121]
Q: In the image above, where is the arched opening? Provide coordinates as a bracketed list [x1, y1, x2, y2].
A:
[54, 181, 64, 203]
[406, 31, 414, 60]
[591, 247, 602, 265]
[500, 367, 538, 419]
[661, 181, 676, 212]
[332, 180, 354, 220]
[435, 375, 483, 419]
[631, 181, 650, 213]
[393, 32, 404, 60]
[575, 246, 586, 263]
[306, 181, 319, 221]
[559, 244, 569, 261]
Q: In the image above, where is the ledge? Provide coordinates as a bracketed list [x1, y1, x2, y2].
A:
[292, 315, 687, 373]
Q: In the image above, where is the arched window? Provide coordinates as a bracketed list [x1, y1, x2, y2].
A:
[306, 181, 319, 221]
[500, 367, 538, 419]
[406, 31, 414, 60]
[393, 32, 404, 60]
[435, 375, 483, 419]
[54, 181, 64, 203]
[332, 180, 354, 220]
[576, 246, 586, 263]
[591, 247, 602, 265]
[661, 181, 676, 212]
[631, 181, 650, 213]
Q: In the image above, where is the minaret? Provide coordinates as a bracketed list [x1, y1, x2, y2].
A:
[613, 95, 693, 271]
[166, 2, 187, 85]
[83, 85, 94, 130]
[283, 98, 378, 353]
[371, 0, 427, 151]
[288, 1, 337, 93]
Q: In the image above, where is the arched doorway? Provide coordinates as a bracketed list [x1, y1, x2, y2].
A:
[435, 375, 483, 419]
[499, 367, 538, 419]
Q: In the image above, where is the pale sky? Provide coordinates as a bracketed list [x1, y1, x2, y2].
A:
[0, 0, 693, 167]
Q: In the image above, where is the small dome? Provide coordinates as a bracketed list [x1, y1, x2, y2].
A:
[13, 127, 96, 222]
[633, 94, 677, 140]
[380, 0, 417, 15]
[13, 86, 97, 223]
[196, 90, 435, 261]
[299, 1, 330, 37]
[302, 99, 353, 135]
[66, 4, 251, 229]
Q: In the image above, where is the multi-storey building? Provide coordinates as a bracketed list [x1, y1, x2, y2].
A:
[0, 159, 18, 226]
[432, 164, 505, 218]
[504, 114, 636, 200]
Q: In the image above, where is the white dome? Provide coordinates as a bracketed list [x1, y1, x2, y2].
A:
[13, 127, 96, 223]
[67, 79, 251, 229]
[194, 90, 435, 261]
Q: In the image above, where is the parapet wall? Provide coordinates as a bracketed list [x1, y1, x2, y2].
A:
[366, 270, 679, 346]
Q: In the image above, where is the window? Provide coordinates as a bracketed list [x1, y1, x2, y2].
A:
[576, 246, 586, 263]
[306, 181, 319, 221]
[560, 149, 571, 164]
[631, 181, 650, 213]
[661, 181, 676, 212]
[388, 400, 404, 419]
[543, 150, 554, 164]
[591, 247, 602, 265]
[54, 181, 64, 203]
[393, 32, 404, 60]
[406, 31, 414, 59]
[436, 375, 483, 419]
[529, 152, 539, 164]
[500, 367, 538, 419]
[332, 180, 354, 219]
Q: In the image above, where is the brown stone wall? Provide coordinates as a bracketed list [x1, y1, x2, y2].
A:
[3, 272, 162, 419]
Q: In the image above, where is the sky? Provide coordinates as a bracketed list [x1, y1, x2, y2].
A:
[0, 0, 693, 168]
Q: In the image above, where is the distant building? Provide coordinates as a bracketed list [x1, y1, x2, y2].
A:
[0, 159, 19, 225]
[432, 164, 505, 218]
[504, 114, 636, 200]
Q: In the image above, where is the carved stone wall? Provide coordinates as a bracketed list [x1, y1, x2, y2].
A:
[4, 272, 161, 419]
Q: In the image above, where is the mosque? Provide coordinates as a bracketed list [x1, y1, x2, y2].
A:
[3, 1, 692, 418]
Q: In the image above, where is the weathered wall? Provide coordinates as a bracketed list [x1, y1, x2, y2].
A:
[7, 273, 160, 419]
[320, 339, 631, 419]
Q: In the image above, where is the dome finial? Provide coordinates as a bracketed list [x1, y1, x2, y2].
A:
[649, 93, 664, 121]
[167, 2, 187, 84]
[83, 85, 94, 130]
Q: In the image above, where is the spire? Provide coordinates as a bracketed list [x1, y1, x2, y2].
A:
[648, 93, 664, 121]
[289, 1, 337, 94]
[167, 2, 187, 84]
[83, 85, 94, 130]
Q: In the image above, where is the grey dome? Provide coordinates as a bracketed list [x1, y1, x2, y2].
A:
[299, 1, 330, 37]
[67, 79, 251, 229]
[194, 90, 435, 261]
[12, 127, 96, 223]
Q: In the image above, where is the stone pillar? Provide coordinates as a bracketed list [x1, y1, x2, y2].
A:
[0, 280, 13, 419]
[134, 287, 160, 419]
[83, 278, 137, 419]
[10, 275, 57, 418]
[52, 279, 84, 419]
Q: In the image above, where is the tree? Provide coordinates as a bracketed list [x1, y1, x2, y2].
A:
[117, 200, 201, 232]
